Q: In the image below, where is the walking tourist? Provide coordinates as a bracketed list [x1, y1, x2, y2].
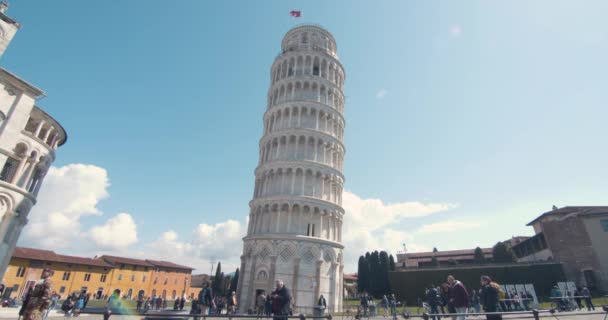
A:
[520, 292, 530, 311]
[581, 287, 594, 311]
[21, 268, 54, 320]
[256, 292, 267, 315]
[265, 293, 273, 316]
[572, 288, 583, 310]
[511, 292, 521, 311]
[190, 300, 201, 320]
[480, 276, 502, 320]
[198, 282, 213, 315]
[270, 280, 291, 320]
[174, 297, 180, 310]
[229, 291, 238, 314]
[360, 292, 369, 316]
[180, 296, 186, 310]
[439, 283, 452, 314]
[426, 284, 441, 320]
[447, 275, 469, 320]
[382, 295, 390, 317]
[389, 294, 397, 320]
[144, 297, 151, 312]
[470, 289, 480, 313]
[550, 285, 565, 311]
[317, 294, 327, 316]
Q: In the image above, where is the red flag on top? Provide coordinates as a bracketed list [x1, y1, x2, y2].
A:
[290, 10, 302, 18]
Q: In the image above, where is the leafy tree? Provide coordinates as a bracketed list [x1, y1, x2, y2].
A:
[493, 242, 515, 263]
[389, 254, 396, 271]
[357, 255, 370, 293]
[433, 247, 438, 253]
[473, 247, 486, 264]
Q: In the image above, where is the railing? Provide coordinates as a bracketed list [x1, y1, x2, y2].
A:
[73, 307, 608, 320]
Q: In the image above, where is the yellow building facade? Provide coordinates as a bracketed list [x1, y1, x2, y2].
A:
[0, 247, 193, 301]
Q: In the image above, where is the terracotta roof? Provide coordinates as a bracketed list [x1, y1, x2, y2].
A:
[406, 248, 493, 259]
[12, 247, 112, 268]
[343, 273, 358, 280]
[527, 206, 608, 226]
[98, 255, 155, 267]
[146, 259, 194, 271]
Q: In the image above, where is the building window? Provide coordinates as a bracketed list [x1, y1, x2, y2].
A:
[142, 275, 146, 283]
[131, 275, 135, 282]
[15, 266, 26, 277]
[0, 157, 19, 182]
[118, 274, 123, 281]
[100, 274, 107, 283]
[120, 264, 125, 270]
[62, 272, 71, 281]
[84, 273, 91, 282]
[601, 219, 608, 232]
[164, 278, 168, 285]
[154, 277, 158, 285]
[59, 286, 66, 294]
[307, 223, 315, 237]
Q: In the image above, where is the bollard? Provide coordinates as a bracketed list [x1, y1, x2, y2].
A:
[327, 314, 332, 320]
[532, 309, 539, 320]
[299, 313, 306, 320]
[421, 312, 429, 320]
[103, 309, 111, 320]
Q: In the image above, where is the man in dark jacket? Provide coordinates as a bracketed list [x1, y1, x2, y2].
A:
[447, 275, 469, 320]
[271, 280, 291, 320]
[426, 284, 441, 320]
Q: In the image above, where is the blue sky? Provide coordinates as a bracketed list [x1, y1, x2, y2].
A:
[6, 0, 608, 272]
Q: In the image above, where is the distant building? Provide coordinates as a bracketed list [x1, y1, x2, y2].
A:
[512, 206, 608, 291]
[343, 273, 357, 298]
[396, 248, 493, 268]
[187, 273, 211, 299]
[1, 247, 193, 301]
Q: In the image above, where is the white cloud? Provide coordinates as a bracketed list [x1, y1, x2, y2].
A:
[88, 213, 138, 250]
[341, 191, 454, 271]
[150, 220, 245, 273]
[414, 220, 483, 235]
[20, 164, 138, 253]
[376, 89, 388, 100]
[450, 25, 462, 37]
[23, 164, 110, 248]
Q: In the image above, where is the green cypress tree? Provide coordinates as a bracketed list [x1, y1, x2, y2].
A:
[473, 247, 486, 264]
[389, 254, 396, 271]
[357, 255, 370, 293]
[379, 251, 390, 295]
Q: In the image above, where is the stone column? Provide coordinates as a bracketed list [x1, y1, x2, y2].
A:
[269, 255, 278, 289]
[291, 258, 300, 310]
[315, 260, 323, 306]
[246, 255, 258, 311]
[236, 255, 246, 311]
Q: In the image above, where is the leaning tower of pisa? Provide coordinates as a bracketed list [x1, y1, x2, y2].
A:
[237, 25, 346, 314]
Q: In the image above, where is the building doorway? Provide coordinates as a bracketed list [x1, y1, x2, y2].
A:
[96, 288, 104, 299]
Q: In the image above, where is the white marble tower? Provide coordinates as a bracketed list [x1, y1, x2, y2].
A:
[237, 25, 346, 314]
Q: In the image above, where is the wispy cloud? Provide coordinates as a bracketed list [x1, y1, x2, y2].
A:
[450, 25, 462, 37]
[415, 219, 483, 235]
[376, 88, 388, 100]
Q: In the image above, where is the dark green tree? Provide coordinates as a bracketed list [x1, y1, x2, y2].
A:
[389, 254, 396, 271]
[369, 251, 380, 297]
[431, 256, 440, 267]
[229, 268, 239, 293]
[433, 247, 438, 253]
[379, 251, 390, 294]
[213, 262, 223, 295]
[473, 247, 486, 264]
[357, 255, 370, 293]
[493, 242, 515, 263]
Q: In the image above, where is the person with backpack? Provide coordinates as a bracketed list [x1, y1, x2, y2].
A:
[480, 276, 502, 320]
[426, 284, 441, 320]
[198, 282, 213, 315]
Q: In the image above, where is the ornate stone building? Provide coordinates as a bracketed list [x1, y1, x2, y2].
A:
[237, 25, 346, 314]
[0, 3, 67, 279]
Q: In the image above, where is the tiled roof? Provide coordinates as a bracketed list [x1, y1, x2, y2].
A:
[527, 206, 608, 226]
[146, 259, 194, 271]
[406, 248, 493, 259]
[98, 255, 155, 267]
[12, 247, 112, 268]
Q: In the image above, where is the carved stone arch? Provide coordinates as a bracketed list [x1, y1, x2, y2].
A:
[323, 248, 335, 263]
[0, 193, 14, 222]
